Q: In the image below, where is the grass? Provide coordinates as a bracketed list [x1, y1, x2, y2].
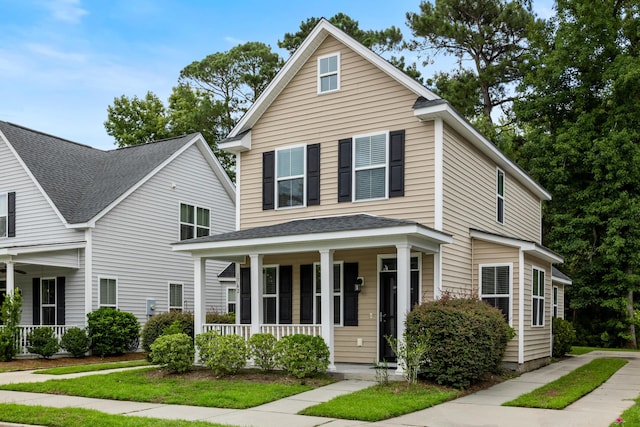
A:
[503, 358, 627, 409]
[570, 346, 640, 356]
[0, 368, 330, 409]
[0, 403, 232, 427]
[611, 396, 640, 427]
[299, 382, 459, 421]
[35, 359, 150, 375]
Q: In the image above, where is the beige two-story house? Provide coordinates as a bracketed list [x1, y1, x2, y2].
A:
[173, 19, 565, 372]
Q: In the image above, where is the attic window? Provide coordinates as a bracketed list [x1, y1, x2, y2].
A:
[318, 52, 340, 93]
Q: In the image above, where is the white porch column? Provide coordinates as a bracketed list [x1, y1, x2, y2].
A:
[249, 254, 263, 335]
[395, 243, 411, 375]
[193, 257, 206, 363]
[5, 260, 14, 295]
[320, 249, 336, 371]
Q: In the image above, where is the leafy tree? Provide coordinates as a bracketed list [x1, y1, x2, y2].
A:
[104, 92, 170, 147]
[406, 0, 539, 123]
[515, 0, 640, 348]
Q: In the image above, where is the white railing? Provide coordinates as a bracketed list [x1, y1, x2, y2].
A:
[260, 324, 322, 340]
[201, 324, 322, 341]
[15, 325, 78, 355]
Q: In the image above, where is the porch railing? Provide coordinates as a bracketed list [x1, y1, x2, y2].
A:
[15, 325, 78, 355]
[201, 324, 322, 341]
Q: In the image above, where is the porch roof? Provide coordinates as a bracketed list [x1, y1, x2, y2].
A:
[172, 214, 452, 260]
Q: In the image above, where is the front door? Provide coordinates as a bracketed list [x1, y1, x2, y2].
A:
[379, 272, 397, 362]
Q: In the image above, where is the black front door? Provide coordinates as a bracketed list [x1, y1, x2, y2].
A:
[379, 272, 397, 362]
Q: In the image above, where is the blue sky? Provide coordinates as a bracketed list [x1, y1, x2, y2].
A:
[0, 0, 555, 150]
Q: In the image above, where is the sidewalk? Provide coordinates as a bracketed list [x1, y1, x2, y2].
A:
[0, 351, 637, 427]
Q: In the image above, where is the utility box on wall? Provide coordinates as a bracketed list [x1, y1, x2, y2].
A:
[146, 299, 156, 316]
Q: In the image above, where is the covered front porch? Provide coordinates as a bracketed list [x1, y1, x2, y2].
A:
[173, 214, 452, 372]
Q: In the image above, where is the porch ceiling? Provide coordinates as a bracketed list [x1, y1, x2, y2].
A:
[0, 241, 84, 269]
[173, 214, 452, 260]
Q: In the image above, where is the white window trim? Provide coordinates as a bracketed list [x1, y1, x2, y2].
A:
[352, 131, 389, 202]
[178, 202, 211, 241]
[317, 52, 340, 94]
[168, 282, 184, 312]
[496, 168, 505, 225]
[275, 145, 307, 210]
[40, 277, 57, 325]
[0, 192, 7, 238]
[262, 265, 279, 324]
[532, 266, 545, 327]
[312, 261, 344, 327]
[98, 276, 118, 309]
[553, 285, 559, 318]
[226, 286, 238, 314]
[479, 263, 513, 327]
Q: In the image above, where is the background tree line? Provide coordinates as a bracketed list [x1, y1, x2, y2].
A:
[104, 0, 640, 349]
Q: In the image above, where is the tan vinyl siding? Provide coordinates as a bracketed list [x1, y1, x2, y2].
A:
[554, 282, 565, 319]
[523, 254, 552, 361]
[471, 239, 519, 362]
[442, 123, 541, 293]
[239, 35, 435, 229]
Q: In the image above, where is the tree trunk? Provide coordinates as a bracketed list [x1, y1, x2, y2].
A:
[627, 289, 637, 349]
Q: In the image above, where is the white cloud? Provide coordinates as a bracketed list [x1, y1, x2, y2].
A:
[224, 36, 246, 46]
[45, 0, 88, 24]
[25, 43, 87, 63]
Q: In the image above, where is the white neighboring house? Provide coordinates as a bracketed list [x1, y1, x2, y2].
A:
[0, 121, 236, 353]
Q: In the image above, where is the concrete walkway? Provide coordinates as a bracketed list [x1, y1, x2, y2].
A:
[0, 351, 637, 427]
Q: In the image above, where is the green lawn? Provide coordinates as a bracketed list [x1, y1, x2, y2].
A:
[0, 368, 331, 409]
[611, 396, 640, 427]
[300, 382, 459, 421]
[0, 404, 232, 427]
[35, 360, 150, 375]
[503, 358, 627, 409]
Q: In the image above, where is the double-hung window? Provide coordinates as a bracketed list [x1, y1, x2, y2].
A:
[276, 146, 305, 208]
[180, 203, 210, 240]
[41, 278, 56, 325]
[532, 268, 545, 326]
[318, 53, 340, 93]
[497, 169, 505, 224]
[313, 262, 343, 325]
[0, 194, 6, 238]
[227, 287, 237, 314]
[480, 265, 511, 322]
[169, 283, 183, 312]
[262, 266, 278, 324]
[99, 277, 117, 308]
[354, 132, 387, 201]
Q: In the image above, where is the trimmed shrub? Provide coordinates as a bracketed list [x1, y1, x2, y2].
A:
[141, 311, 194, 354]
[0, 291, 23, 362]
[87, 308, 140, 357]
[205, 311, 235, 324]
[552, 317, 576, 357]
[195, 331, 248, 375]
[27, 327, 59, 358]
[406, 295, 514, 389]
[275, 334, 329, 378]
[150, 333, 194, 373]
[248, 333, 277, 371]
[60, 327, 91, 357]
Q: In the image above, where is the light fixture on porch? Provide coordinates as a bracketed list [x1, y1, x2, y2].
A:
[354, 277, 364, 293]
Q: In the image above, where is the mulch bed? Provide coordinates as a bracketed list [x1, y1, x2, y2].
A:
[0, 352, 147, 372]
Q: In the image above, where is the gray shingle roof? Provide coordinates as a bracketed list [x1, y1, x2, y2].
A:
[552, 266, 572, 282]
[0, 121, 197, 224]
[175, 214, 435, 245]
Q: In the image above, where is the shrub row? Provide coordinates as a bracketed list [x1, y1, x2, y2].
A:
[552, 317, 576, 357]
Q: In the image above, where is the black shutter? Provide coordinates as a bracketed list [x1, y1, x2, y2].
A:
[410, 270, 419, 310]
[262, 151, 275, 210]
[300, 264, 314, 324]
[240, 268, 251, 324]
[32, 278, 40, 325]
[279, 266, 293, 324]
[307, 144, 320, 206]
[7, 192, 15, 237]
[56, 277, 65, 325]
[389, 130, 405, 198]
[343, 263, 359, 326]
[337, 138, 352, 202]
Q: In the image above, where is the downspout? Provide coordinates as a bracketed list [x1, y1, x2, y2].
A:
[84, 228, 93, 326]
[518, 249, 525, 365]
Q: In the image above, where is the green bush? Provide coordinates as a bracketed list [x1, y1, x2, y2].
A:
[150, 333, 194, 373]
[87, 308, 140, 357]
[205, 311, 235, 324]
[60, 327, 91, 357]
[275, 334, 329, 378]
[552, 317, 576, 357]
[141, 312, 194, 354]
[0, 291, 23, 362]
[27, 327, 59, 358]
[248, 333, 277, 371]
[406, 295, 514, 389]
[195, 331, 248, 375]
